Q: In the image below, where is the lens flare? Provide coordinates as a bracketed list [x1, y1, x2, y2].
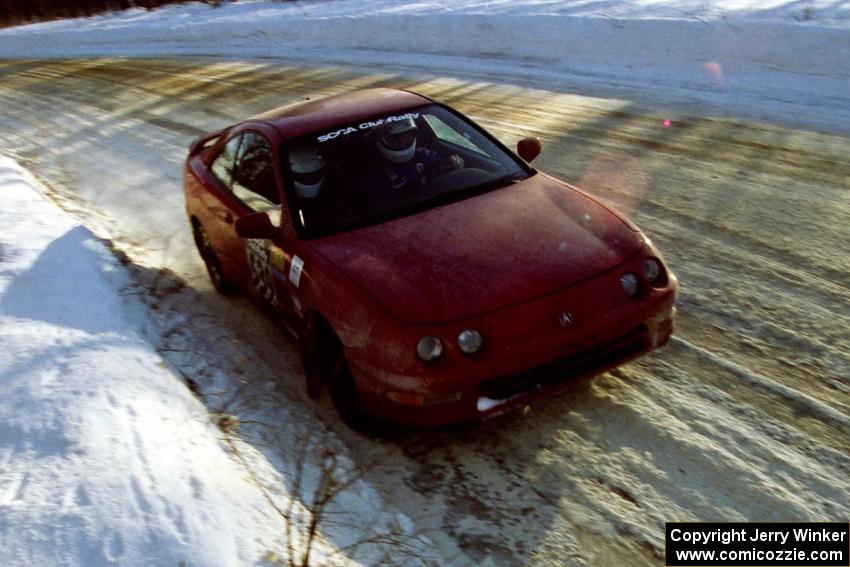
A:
[704, 61, 724, 84]
[576, 153, 648, 216]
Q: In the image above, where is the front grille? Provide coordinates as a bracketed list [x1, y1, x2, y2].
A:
[479, 324, 651, 400]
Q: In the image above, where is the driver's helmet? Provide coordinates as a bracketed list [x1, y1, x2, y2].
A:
[375, 118, 417, 164]
[288, 146, 324, 198]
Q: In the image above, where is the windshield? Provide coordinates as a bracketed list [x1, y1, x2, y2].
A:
[282, 104, 530, 237]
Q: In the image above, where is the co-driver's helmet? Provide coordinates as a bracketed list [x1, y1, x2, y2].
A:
[288, 146, 324, 198]
[375, 118, 417, 164]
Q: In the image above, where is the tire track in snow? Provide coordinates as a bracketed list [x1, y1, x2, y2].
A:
[670, 336, 850, 433]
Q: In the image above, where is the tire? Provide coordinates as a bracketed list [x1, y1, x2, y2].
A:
[328, 352, 369, 431]
[300, 315, 369, 431]
[192, 223, 230, 293]
[298, 319, 325, 399]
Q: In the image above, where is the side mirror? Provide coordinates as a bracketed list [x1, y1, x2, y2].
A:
[517, 137, 543, 163]
[235, 212, 277, 239]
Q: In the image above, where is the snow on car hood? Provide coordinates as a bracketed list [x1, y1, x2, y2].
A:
[310, 173, 642, 324]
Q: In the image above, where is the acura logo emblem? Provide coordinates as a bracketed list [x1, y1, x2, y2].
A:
[558, 311, 574, 327]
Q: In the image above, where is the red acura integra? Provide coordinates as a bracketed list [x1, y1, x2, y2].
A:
[183, 88, 677, 429]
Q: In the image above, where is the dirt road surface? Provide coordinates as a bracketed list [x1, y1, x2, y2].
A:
[1, 58, 847, 566]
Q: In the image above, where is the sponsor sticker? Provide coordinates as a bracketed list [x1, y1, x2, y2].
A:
[289, 255, 304, 287]
[269, 246, 286, 271]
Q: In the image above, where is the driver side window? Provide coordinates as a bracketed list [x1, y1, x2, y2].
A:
[210, 134, 242, 190]
[232, 132, 281, 227]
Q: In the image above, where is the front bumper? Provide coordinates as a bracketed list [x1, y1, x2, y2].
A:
[352, 298, 676, 428]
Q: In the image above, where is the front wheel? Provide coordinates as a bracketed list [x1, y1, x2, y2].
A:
[298, 320, 326, 399]
[329, 352, 369, 431]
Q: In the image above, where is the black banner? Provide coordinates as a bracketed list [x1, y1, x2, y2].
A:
[666, 522, 849, 566]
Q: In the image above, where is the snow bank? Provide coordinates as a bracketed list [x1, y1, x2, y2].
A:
[0, 0, 848, 133]
[0, 155, 438, 567]
[0, 156, 286, 566]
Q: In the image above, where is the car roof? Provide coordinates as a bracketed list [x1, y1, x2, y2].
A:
[250, 88, 432, 142]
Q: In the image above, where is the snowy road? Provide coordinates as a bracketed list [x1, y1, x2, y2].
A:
[1, 58, 848, 566]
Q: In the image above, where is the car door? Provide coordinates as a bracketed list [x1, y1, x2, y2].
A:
[229, 132, 299, 325]
[204, 132, 254, 285]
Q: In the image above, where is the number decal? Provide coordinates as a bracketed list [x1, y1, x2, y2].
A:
[245, 238, 277, 305]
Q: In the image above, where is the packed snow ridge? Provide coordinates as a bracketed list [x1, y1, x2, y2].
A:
[0, 156, 277, 564]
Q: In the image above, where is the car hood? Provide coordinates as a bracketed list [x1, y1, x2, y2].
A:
[310, 173, 643, 324]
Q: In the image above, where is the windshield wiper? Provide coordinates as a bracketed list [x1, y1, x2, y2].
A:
[426, 170, 530, 206]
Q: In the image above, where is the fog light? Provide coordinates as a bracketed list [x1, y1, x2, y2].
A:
[416, 336, 443, 361]
[457, 329, 483, 354]
[621, 273, 639, 297]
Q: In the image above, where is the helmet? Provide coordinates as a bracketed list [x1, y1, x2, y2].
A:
[375, 118, 417, 163]
[288, 146, 324, 198]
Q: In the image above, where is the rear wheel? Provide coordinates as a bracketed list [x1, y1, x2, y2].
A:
[192, 223, 230, 293]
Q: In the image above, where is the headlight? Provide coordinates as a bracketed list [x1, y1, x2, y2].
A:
[620, 273, 639, 297]
[642, 258, 661, 283]
[416, 336, 443, 361]
[457, 329, 483, 354]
